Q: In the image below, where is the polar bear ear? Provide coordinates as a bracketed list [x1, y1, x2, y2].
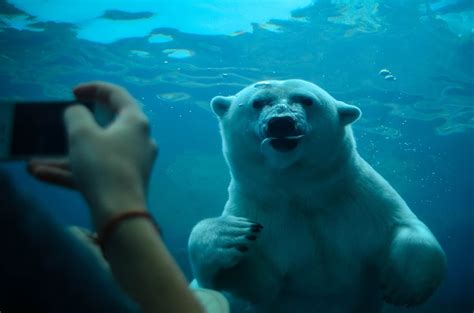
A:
[211, 96, 234, 117]
[337, 101, 362, 125]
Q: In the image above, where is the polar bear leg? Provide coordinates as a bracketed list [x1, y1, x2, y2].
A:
[188, 215, 262, 288]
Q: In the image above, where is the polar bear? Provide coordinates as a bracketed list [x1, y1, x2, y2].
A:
[188, 79, 446, 313]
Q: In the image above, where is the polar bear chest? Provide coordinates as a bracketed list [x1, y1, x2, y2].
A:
[269, 216, 362, 281]
[233, 199, 377, 298]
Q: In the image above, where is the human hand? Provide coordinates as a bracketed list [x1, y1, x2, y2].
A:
[29, 82, 158, 226]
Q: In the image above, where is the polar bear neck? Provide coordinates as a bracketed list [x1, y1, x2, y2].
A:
[224, 129, 361, 206]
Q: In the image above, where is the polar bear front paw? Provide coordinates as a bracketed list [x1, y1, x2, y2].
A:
[380, 264, 440, 307]
[380, 227, 447, 307]
[189, 215, 263, 272]
[211, 216, 263, 269]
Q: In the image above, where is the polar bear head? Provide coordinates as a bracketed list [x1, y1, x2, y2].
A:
[211, 79, 361, 175]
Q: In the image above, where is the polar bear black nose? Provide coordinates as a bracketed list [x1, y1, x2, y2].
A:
[267, 116, 296, 138]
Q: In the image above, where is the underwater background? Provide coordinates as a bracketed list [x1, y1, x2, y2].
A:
[0, 0, 472, 312]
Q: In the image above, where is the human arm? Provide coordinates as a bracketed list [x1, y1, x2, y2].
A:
[28, 82, 205, 313]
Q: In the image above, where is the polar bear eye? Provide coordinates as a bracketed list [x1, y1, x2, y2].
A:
[252, 98, 270, 109]
[292, 95, 314, 107]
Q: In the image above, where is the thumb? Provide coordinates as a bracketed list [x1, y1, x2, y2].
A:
[64, 105, 99, 144]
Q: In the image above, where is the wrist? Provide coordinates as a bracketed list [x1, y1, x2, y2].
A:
[88, 189, 148, 229]
[96, 210, 160, 253]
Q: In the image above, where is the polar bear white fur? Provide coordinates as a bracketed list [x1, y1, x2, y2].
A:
[188, 79, 446, 313]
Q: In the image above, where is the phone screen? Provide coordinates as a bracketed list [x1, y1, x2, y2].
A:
[0, 100, 93, 159]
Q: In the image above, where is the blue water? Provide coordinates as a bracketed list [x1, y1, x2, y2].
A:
[0, 0, 473, 312]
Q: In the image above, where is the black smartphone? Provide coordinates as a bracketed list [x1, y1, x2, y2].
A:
[0, 100, 99, 160]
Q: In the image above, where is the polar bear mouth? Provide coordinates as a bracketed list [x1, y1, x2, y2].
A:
[270, 138, 299, 152]
[261, 135, 304, 153]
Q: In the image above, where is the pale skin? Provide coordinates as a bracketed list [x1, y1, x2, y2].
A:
[27, 82, 205, 313]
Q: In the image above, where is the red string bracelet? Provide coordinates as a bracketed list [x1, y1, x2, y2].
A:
[96, 211, 161, 252]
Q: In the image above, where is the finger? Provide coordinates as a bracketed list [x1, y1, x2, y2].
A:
[27, 158, 70, 171]
[114, 109, 151, 133]
[73, 81, 140, 113]
[28, 165, 76, 189]
[64, 105, 99, 144]
[27, 162, 66, 176]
